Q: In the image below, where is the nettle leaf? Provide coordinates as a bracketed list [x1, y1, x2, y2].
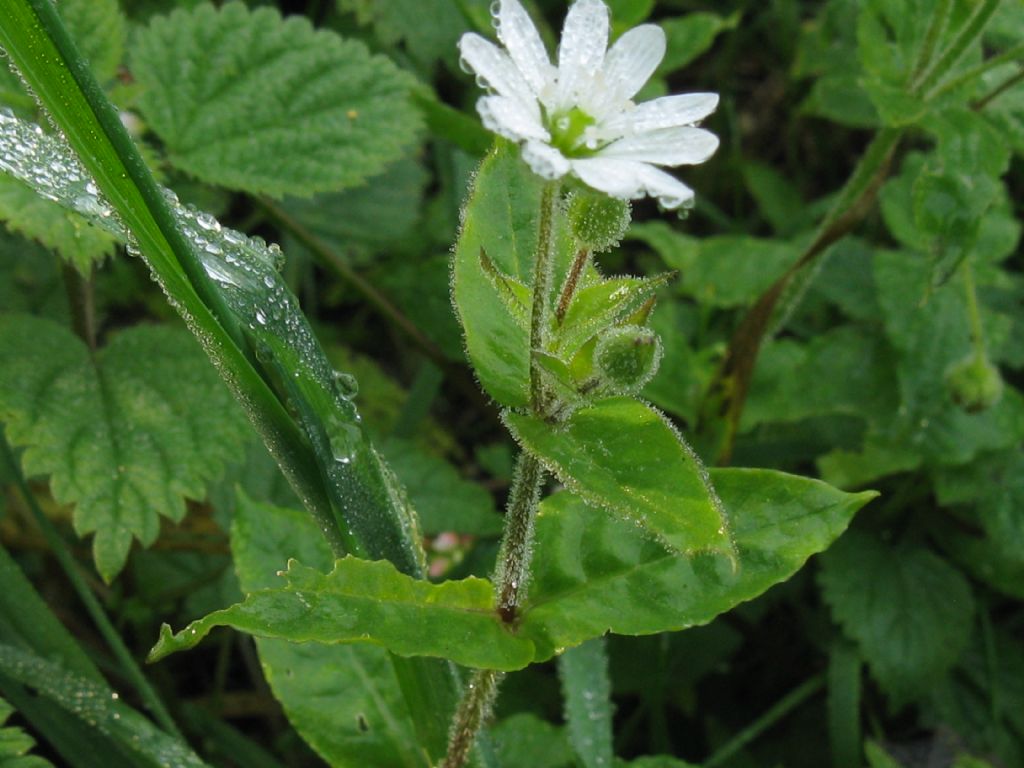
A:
[151, 555, 534, 671]
[819, 531, 975, 705]
[0, 315, 249, 581]
[340, 0, 467, 70]
[519, 469, 875, 662]
[130, 1, 422, 197]
[0, 175, 117, 272]
[229, 493, 428, 768]
[504, 397, 734, 558]
[452, 142, 573, 407]
[0, 696, 54, 768]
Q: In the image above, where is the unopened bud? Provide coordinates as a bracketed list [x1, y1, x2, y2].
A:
[567, 190, 631, 252]
[945, 354, 1003, 413]
[593, 324, 662, 395]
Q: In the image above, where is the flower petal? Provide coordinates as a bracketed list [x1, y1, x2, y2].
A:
[586, 24, 665, 117]
[459, 33, 536, 108]
[569, 158, 695, 209]
[522, 140, 571, 180]
[555, 0, 610, 112]
[477, 96, 549, 142]
[598, 126, 719, 166]
[495, 0, 554, 98]
[599, 93, 719, 137]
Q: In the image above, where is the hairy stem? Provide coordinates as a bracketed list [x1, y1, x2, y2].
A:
[494, 451, 545, 623]
[441, 669, 504, 768]
[442, 181, 559, 768]
[0, 434, 183, 738]
[529, 182, 559, 410]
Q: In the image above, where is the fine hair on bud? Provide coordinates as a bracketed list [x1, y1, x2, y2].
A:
[944, 353, 1004, 413]
[566, 189, 632, 253]
[593, 324, 663, 395]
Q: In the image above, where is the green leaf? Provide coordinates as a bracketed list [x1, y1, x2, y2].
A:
[150, 556, 534, 671]
[629, 224, 798, 308]
[504, 397, 733, 557]
[0, 697, 54, 768]
[0, 315, 249, 581]
[54, 0, 126, 84]
[130, 1, 422, 197]
[819, 531, 975, 704]
[281, 157, 429, 261]
[0, 644, 209, 768]
[0, 544, 101, 683]
[378, 437, 503, 537]
[230, 493, 429, 768]
[0, 174, 117, 272]
[452, 142, 572, 407]
[491, 714, 574, 768]
[520, 469, 874, 662]
[657, 12, 740, 76]
[864, 741, 904, 768]
[558, 638, 614, 768]
[339, 0, 467, 70]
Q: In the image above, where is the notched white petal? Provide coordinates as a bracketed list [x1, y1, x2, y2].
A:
[555, 0, 610, 111]
[568, 157, 646, 199]
[599, 126, 720, 166]
[478, 96, 549, 142]
[633, 164, 695, 209]
[459, 33, 535, 106]
[569, 158, 695, 209]
[601, 92, 720, 136]
[597, 25, 666, 109]
[522, 140, 571, 180]
[496, 0, 554, 97]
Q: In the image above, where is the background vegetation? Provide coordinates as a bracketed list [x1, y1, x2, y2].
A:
[0, 0, 1021, 766]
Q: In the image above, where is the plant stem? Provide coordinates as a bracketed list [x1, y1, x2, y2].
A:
[972, 66, 1024, 111]
[555, 247, 590, 324]
[61, 262, 97, 351]
[441, 180, 559, 768]
[929, 43, 1024, 101]
[494, 451, 545, 623]
[703, 674, 824, 767]
[441, 669, 503, 768]
[916, 0, 1003, 95]
[706, 128, 901, 463]
[529, 182, 559, 410]
[0, 434, 183, 738]
[961, 257, 987, 365]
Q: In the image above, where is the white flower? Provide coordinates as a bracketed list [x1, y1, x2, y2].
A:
[458, 0, 719, 209]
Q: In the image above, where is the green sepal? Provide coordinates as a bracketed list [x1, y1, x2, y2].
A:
[553, 274, 673, 360]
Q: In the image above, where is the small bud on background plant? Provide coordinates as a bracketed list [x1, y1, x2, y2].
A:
[944, 354, 1004, 413]
[593, 324, 663, 395]
[567, 190, 631, 252]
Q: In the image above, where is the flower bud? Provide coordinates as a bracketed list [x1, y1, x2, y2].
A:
[945, 354, 1004, 413]
[566, 190, 631, 252]
[593, 324, 662, 395]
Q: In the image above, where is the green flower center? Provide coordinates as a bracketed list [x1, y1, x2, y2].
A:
[548, 107, 596, 156]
